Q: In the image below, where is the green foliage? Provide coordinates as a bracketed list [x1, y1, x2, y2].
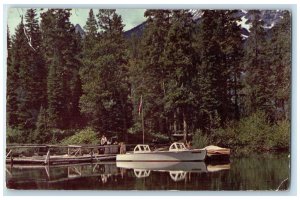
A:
[194, 10, 244, 131]
[80, 9, 132, 140]
[33, 106, 51, 143]
[61, 128, 100, 145]
[6, 9, 290, 149]
[41, 9, 82, 130]
[131, 10, 171, 136]
[6, 126, 24, 144]
[192, 129, 210, 149]
[269, 119, 290, 150]
[211, 112, 290, 154]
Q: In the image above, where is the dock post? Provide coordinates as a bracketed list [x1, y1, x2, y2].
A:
[10, 153, 13, 167]
[6, 149, 12, 158]
[90, 149, 93, 162]
[45, 149, 50, 165]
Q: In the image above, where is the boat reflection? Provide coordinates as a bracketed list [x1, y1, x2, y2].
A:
[169, 171, 187, 182]
[116, 161, 230, 182]
[134, 169, 151, 178]
[6, 161, 231, 187]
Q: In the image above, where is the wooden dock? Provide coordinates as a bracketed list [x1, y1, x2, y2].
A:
[6, 144, 119, 165]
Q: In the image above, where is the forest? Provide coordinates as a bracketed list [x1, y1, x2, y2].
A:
[6, 9, 291, 153]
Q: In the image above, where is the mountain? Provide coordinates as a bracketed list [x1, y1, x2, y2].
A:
[75, 24, 85, 38]
[75, 10, 286, 41]
[124, 21, 146, 39]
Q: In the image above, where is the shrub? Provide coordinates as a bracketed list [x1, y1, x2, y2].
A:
[61, 128, 100, 145]
[6, 126, 24, 144]
[192, 129, 210, 149]
[236, 111, 272, 151]
[269, 119, 290, 150]
[210, 111, 290, 155]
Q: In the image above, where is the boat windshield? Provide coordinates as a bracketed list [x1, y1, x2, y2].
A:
[133, 145, 151, 153]
[169, 143, 187, 151]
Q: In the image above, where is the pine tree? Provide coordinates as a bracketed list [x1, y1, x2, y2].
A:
[220, 10, 244, 120]
[193, 10, 244, 132]
[134, 10, 171, 136]
[9, 18, 35, 140]
[244, 10, 272, 116]
[33, 106, 49, 143]
[163, 10, 196, 141]
[24, 9, 47, 126]
[6, 26, 19, 127]
[194, 10, 225, 132]
[80, 9, 132, 140]
[41, 9, 82, 129]
[267, 10, 291, 121]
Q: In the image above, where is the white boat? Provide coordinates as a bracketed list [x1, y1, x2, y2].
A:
[116, 142, 206, 162]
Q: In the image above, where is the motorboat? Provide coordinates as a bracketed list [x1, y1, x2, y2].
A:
[116, 142, 206, 162]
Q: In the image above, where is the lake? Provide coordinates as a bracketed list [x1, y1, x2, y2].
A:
[6, 153, 290, 191]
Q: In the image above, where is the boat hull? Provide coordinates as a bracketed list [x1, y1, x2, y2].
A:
[116, 149, 206, 162]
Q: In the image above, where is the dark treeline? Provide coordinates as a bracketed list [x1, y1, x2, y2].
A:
[7, 9, 291, 151]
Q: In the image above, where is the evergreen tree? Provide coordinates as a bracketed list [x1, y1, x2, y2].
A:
[267, 10, 291, 121]
[6, 26, 19, 127]
[220, 10, 244, 120]
[41, 9, 82, 129]
[163, 10, 196, 141]
[9, 18, 34, 139]
[244, 10, 272, 116]
[272, 10, 292, 119]
[24, 9, 47, 125]
[33, 106, 49, 143]
[80, 9, 132, 140]
[194, 10, 244, 132]
[134, 9, 171, 136]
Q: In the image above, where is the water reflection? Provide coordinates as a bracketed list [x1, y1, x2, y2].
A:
[6, 161, 229, 187]
[6, 154, 290, 190]
[117, 161, 230, 182]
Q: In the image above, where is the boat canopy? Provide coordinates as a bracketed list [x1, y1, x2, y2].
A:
[133, 144, 151, 153]
[169, 142, 187, 152]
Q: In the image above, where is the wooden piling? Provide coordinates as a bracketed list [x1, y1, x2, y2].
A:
[45, 149, 50, 165]
[6, 149, 12, 158]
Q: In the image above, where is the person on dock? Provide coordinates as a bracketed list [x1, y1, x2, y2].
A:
[119, 142, 126, 154]
[101, 135, 108, 145]
[186, 141, 192, 149]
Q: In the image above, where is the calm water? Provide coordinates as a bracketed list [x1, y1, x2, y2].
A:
[6, 154, 290, 191]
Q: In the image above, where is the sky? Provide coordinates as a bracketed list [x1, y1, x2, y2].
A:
[7, 8, 147, 35]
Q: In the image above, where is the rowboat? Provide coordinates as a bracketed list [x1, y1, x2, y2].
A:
[116, 142, 206, 162]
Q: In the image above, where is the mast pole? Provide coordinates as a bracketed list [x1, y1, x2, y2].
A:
[142, 96, 145, 144]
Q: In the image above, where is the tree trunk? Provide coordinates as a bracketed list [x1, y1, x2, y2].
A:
[173, 112, 177, 135]
[234, 71, 240, 120]
[183, 111, 187, 142]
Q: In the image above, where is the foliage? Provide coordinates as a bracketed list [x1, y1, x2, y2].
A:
[6, 126, 24, 144]
[80, 9, 132, 141]
[6, 9, 291, 149]
[41, 9, 82, 130]
[269, 119, 290, 150]
[211, 111, 290, 154]
[61, 128, 100, 145]
[191, 129, 210, 149]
